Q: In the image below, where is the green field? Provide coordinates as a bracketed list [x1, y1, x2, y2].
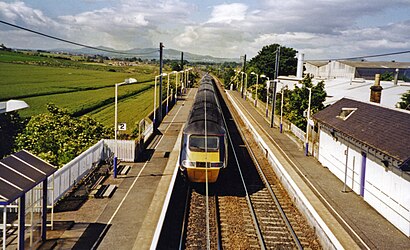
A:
[89, 88, 157, 135]
[0, 50, 160, 136]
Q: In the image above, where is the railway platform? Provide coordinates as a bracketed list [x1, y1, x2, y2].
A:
[39, 90, 196, 250]
[225, 89, 410, 249]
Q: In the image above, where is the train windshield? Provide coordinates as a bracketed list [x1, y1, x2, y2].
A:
[189, 135, 219, 152]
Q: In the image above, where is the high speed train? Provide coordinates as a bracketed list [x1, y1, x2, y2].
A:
[179, 74, 228, 183]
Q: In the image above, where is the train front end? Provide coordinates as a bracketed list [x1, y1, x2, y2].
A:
[180, 132, 226, 183]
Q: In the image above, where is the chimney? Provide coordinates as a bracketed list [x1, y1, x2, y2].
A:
[296, 53, 304, 78]
[394, 68, 399, 85]
[370, 74, 383, 103]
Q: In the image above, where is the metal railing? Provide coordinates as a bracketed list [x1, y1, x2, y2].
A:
[49, 139, 105, 205]
[290, 123, 306, 142]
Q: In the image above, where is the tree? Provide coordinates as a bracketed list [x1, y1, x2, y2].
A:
[0, 112, 26, 159]
[222, 67, 236, 89]
[170, 61, 182, 71]
[14, 104, 112, 167]
[277, 75, 327, 130]
[249, 44, 298, 79]
[397, 90, 410, 110]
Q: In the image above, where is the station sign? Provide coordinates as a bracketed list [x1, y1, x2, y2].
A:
[118, 123, 127, 131]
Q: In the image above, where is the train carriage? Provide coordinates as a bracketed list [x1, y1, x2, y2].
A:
[179, 74, 228, 183]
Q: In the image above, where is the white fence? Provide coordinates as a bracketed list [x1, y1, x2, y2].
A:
[104, 139, 136, 162]
[48, 139, 105, 205]
[47, 139, 137, 205]
[290, 123, 305, 142]
[143, 123, 154, 143]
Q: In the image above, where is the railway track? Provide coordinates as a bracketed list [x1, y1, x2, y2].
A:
[181, 186, 221, 250]
[216, 77, 321, 249]
[166, 77, 321, 249]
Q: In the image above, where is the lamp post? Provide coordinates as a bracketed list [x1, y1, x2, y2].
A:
[240, 71, 244, 96]
[260, 75, 269, 116]
[185, 68, 190, 89]
[305, 87, 312, 156]
[241, 72, 247, 99]
[154, 73, 167, 126]
[256, 74, 269, 112]
[166, 71, 177, 114]
[179, 70, 184, 97]
[280, 85, 288, 133]
[114, 78, 137, 178]
[184, 68, 192, 92]
[175, 71, 179, 101]
[234, 69, 240, 90]
[242, 72, 248, 100]
[270, 46, 281, 128]
[250, 72, 259, 107]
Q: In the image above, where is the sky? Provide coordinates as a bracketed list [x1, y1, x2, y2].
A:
[0, 0, 410, 61]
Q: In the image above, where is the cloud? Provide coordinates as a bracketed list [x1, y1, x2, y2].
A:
[207, 3, 248, 24]
[0, 1, 60, 29]
[0, 0, 409, 60]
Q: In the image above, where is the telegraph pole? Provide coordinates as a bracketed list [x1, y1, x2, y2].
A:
[181, 52, 184, 70]
[159, 42, 164, 124]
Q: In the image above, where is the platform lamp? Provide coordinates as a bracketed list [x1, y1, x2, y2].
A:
[305, 87, 312, 156]
[241, 72, 247, 99]
[250, 72, 259, 107]
[280, 85, 288, 133]
[114, 78, 137, 178]
[166, 71, 177, 114]
[260, 75, 269, 116]
[154, 73, 167, 126]
[179, 70, 184, 98]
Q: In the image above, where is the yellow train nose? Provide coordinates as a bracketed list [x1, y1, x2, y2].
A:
[186, 168, 220, 183]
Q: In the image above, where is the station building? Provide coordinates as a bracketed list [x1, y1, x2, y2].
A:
[312, 97, 410, 236]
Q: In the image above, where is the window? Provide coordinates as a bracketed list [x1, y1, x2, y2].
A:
[189, 135, 219, 152]
[337, 108, 357, 120]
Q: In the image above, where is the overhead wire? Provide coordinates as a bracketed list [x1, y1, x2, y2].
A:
[329, 50, 410, 61]
[0, 20, 158, 56]
[2, 19, 409, 61]
[312, 50, 410, 61]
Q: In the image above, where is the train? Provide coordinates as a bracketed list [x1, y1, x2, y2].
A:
[179, 74, 228, 183]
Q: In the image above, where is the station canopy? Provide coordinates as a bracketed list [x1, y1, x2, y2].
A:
[0, 150, 56, 205]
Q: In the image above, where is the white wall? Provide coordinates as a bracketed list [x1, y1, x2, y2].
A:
[305, 61, 356, 79]
[364, 157, 410, 236]
[318, 129, 410, 236]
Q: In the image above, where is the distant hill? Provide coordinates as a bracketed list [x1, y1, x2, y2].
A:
[52, 46, 240, 63]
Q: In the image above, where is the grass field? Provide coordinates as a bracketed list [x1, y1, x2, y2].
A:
[89, 88, 157, 135]
[0, 50, 161, 136]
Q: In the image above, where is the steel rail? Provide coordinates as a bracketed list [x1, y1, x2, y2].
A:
[178, 186, 191, 250]
[217, 80, 267, 250]
[214, 193, 222, 250]
[237, 116, 303, 249]
[229, 92, 371, 250]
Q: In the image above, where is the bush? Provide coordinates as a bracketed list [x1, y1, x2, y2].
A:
[14, 104, 113, 167]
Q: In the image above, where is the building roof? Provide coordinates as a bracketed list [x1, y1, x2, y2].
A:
[305, 60, 329, 67]
[322, 78, 410, 108]
[340, 60, 410, 69]
[0, 150, 56, 205]
[305, 60, 410, 69]
[313, 98, 410, 164]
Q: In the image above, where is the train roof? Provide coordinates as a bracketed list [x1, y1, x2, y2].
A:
[184, 75, 225, 135]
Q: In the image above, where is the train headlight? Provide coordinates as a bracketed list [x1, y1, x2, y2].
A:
[210, 162, 224, 168]
[182, 160, 195, 167]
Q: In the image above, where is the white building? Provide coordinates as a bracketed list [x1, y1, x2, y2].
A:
[304, 60, 410, 81]
[313, 98, 410, 236]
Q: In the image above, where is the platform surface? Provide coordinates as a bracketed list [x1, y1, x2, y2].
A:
[226, 89, 410, 249]
[41, 90, 196, 250]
